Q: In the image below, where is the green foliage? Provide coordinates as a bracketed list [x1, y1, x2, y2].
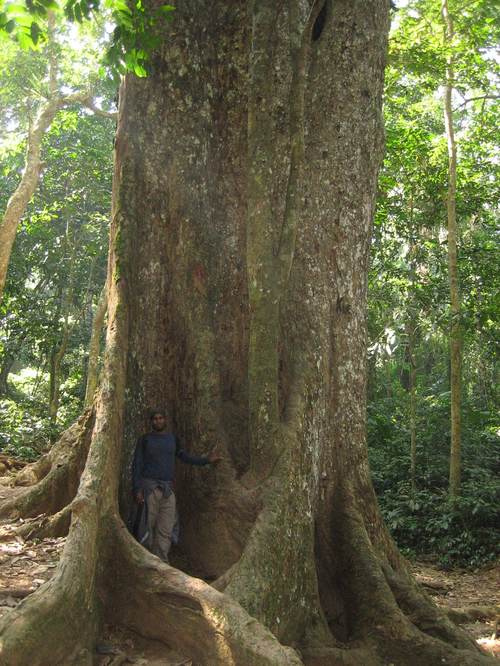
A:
[0, 0, 53, 50]
[0, 0, 175, 78]
[103, 0, 175, 79]
[0, 380, 57, 459]
[0, 353, 86, 457]
[368, 0, 499, 567]
[369, 388, 500, 567]
[0, 33, 113, 452]
[379, 483, 500, 569]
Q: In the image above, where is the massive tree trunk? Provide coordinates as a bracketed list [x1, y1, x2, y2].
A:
[0, 1, 493, 665]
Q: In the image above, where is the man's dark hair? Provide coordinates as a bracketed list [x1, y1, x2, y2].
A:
[150, 409, 167, 421]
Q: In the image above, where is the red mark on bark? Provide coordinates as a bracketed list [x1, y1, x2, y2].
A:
[193, 262, 207, 295]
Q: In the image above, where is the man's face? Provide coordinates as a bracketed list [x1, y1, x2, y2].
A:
[151, 413, 166, 431]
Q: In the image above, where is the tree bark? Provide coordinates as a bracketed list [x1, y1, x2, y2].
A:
[0, 2, 493, 665]
[403, 317, 418, 493]
[48, 337, 68, 432]
[48, 241, 77, 436]
[442, 0, 462, 499]
[405, 226, 418, 493]
[0, 351, 15, 396]
[84, 282, 108, 407]
[0, 97, 62, 301]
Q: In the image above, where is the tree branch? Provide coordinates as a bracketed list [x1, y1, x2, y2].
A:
[453, 94, 500, 111]
[66, 93, 118, 119]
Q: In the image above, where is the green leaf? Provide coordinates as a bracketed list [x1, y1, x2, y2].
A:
[113, 0, 131, 14]
[30, 20, 41, 43]
[133, 61, 147, 77]
[17, 27, 34, 49]
[38, 0, 60, 8]
[5, 4, 31, 16]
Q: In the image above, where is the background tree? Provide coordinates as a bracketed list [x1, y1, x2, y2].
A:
[441, 0, 462, 497]
[0, 10, 116, 302]
[368, 0, 499, 567]
[0, 34, 114, 454]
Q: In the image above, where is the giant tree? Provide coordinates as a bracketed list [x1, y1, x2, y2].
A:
[0, 1, 493, 665]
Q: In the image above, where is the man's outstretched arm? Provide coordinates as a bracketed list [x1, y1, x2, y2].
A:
[176, 438, 222, 466]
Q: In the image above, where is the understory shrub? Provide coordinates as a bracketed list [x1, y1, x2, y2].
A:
[368, 390, 500, 567]
[377, 477, 500, 568]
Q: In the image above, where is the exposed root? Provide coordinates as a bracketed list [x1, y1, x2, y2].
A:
[324, 497, 496, 665]
[0, 511, 100, 666]
[0, 392, 115, 666]
[13, 455, 51, 487]
[0, 410, 93, 520]
[220, 451, 332, 646]
[364, 630, 496, 666]
[0, 455, 26, 476]
[16, 503, 72, 540]
[108, 520, 303, 666]
[382, 561, 482, 651]
[300, 646, 378, 666]
[444, 606, 500, 625]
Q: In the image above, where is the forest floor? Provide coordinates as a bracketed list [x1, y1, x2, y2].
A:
[0, 460, 498, 664]
[409, 560, 499, 658]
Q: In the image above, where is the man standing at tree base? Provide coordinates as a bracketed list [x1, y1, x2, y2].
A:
[132, 409, 221, 563]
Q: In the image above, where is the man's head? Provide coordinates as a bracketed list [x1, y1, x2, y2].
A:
[150, 409, 167, 432]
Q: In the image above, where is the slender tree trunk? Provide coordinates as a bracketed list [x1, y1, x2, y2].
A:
[442, 0, 462, 498]
[408, 324, 417, 492]
[48, 237, 77, 436]
[407, 219, 418, 493]
[0, 98, 63, 302]
[48, 338, 68, 433]
[84, 283, 108, 407]
[0, 352, 15, 396]
[0, 12, 59, 302]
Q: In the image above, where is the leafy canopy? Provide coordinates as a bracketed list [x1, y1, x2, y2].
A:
[0, 0, 175, 78]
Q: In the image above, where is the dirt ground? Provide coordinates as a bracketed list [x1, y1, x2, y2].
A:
[0, 452, 498, 665]
[0, 518, 498, 664]
[410, 560, 500, 659]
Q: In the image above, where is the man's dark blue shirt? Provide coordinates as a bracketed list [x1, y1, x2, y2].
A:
[132, 432, 209, 493]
